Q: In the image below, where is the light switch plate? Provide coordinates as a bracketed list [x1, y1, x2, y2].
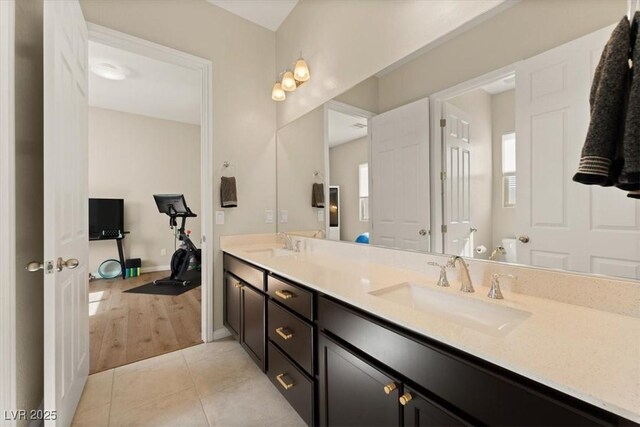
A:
[216, 210, 225, 225]
[279, 210, 288, 223]
[317, 209, 325, 222]
[265, 210, 274, 224]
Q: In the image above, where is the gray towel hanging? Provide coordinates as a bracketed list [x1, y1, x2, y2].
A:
[221, 176, 237, 208]
[312, 183, 325, 208]
[573, 16, 631, 186]
[619, 12, 640, 191]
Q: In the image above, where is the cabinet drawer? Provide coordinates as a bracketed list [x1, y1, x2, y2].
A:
[267, 275, 313, 320]
[267, 342, 313, 426]
[224, 254, 265, 291]
[268, 300, 313, 375]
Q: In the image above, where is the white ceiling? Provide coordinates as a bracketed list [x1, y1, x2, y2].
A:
[481, 74, 515, 95]
[207, 0, 298, 31]
[88, 41, 201, 125]
[328, 110, 368, 148]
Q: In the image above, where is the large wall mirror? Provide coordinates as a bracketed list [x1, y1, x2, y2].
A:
[276, 0, 640, 281]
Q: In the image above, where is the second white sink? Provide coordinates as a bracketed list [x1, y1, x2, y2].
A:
[245, 248, 297, 257]
[370, 282, 531, 337]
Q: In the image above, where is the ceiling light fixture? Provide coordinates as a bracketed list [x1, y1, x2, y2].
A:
[90, 63, 127, 81]
[271, 53, 311, 102]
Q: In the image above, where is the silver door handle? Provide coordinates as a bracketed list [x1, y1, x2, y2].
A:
[57, 257, 79, 272]
[470, 227, 478, 233]
[518, 235, 530, 243]
[418, 229, 428, 236]
[26, 262, 44, 272]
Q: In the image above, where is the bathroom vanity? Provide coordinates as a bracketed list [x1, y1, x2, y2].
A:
[221, 236, 639, 427]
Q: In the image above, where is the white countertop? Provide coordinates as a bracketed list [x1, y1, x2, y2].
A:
[222, 241, 640, 423]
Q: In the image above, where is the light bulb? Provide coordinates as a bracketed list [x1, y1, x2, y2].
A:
[282, 70, 297, 92]
[294, 58, 310, 82]
[271, 82, 286, 101]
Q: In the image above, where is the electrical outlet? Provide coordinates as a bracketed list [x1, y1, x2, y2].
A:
[317, 209, 325, 222]
[279, 210, 288, 223]
[216, 210, 225, 225]
[160, 248, 166, 256]
[265, 209, 274, 224]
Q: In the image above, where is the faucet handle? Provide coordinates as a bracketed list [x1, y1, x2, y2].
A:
[488, 273, 517, 299]
[427, 261, 450, 287]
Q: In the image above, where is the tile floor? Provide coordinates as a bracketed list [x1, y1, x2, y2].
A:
[72, 338, 306, 427]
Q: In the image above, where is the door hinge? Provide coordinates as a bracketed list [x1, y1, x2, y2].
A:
[440, 118, 446, 128]
[440, 171, 447, 180]
[441, 224, 448, 233]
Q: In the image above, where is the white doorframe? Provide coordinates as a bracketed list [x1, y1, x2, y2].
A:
[87, 24, 215, 342]
[323, 100, 375, 238]
[430, 63, 517, 254]
[0, 1, 16, 424]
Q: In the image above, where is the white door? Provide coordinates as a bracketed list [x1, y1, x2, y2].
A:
[43, 1, 89, 425]
[370, 97, 430, 251]
[443, 102, 473, 257]
[516, 25, 640, 279]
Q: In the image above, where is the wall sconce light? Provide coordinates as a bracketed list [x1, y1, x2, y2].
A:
[272, 53, 311, 102]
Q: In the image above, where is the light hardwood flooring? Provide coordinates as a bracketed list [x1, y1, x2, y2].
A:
[89, 271, 202, 374]
[72, 339, 305, 427]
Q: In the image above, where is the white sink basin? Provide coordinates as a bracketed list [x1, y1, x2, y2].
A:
[245, 248, 297, 257]
[369, 282, 531, 337]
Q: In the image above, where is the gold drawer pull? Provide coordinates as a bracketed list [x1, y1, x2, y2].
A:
[399, 392, 413, 406]
[275, 327, 293, 340]
[275, 289, 294, 300]
[383, 383, 397, 394]
[234, 282, 243, 288]
[276, 373, 294, 390]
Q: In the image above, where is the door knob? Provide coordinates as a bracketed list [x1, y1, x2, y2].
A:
[26, 262, 44, 272]
[56, 257, 79, 272]
[518, 235, 530, 243]
[418, 229, 428, 236]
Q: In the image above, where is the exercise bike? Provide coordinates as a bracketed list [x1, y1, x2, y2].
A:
[153, 194, 201, 286]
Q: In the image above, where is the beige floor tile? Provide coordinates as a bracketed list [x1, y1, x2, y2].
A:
[181, 337, 239, 365]
[187, 346, 262, 398]
[200, 374, 305, 427]
[113, 348, 184, 377]
[109, 387, 208, 427]
[76, 370, 114, 414]
[72, 403, 110, 427]
[111, 352, 194, 414]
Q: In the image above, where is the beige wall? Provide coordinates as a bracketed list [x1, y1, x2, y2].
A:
[378, 0, 623, 112]
[14, 0, 43, 422]
[276, 106, 325, 233]
[276, 0, 503, 127]
[334, 76, 379, 114]
[447, 89, 493, 258]
[329, 137, 369, 242]
[80, 0, 276, 333]
[491, 89, 516, 248]
[88, 107, 201, 274]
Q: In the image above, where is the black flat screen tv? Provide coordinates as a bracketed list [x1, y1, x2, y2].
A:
[89, 198, 124, 239]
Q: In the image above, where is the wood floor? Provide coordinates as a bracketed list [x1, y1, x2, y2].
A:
[89, 271, 202, 374]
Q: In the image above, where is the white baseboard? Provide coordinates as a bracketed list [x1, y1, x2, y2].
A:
[212, 327, 231, 341]
[91, 265, 170, 278]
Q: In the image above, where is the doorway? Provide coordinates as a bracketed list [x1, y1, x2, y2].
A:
[86, 25, 214, 373]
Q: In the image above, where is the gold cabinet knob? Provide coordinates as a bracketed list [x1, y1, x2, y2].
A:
[399, 392, 413, 406]
[275, 289, 294, 300]
[383, 383, 397, 394]
[276, 373, 294, 390]
[275, 327, 293, 340]
[234, 282, 243, 288]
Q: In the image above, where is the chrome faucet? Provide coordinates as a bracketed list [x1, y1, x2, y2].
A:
[427, 261, 450, 287]
[489, 246, 506, 261]
[278, 232, 294, 250]
[488, 273, 517, 300]
[447, 255, 474, 293]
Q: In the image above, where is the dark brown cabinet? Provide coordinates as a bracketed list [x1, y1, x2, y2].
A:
[240, 283, 266, 370]
[223, 273, 241, 338]
[319, 334, 400, 427]
[402, 388, 465, 427]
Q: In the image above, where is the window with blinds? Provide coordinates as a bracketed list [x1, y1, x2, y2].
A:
[502, 132, 516, 207]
